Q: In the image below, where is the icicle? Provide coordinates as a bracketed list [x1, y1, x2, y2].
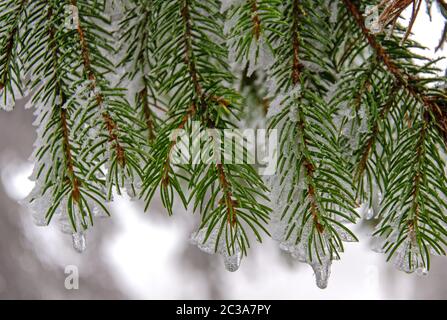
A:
[72, 231, 86, 253]
[365, 208, 374, 220]
[223, 249, 242, 272]
[189, 228, 217, 255]
[371, 235, 386, 253]
[311, 259, 332, 289]
[190, 226, 243, 271]
[0, 92, 14, 111]
[416, 267, 428, 277]
[31, 211, 48, 227]
[393, 238, 426, 274]
[275, 217, 337, 288]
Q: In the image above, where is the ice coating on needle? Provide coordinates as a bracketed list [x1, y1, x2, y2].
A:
[190, 226, 242, 272]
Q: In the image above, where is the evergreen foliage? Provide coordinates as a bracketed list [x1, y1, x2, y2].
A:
[1, 0, 447, 288]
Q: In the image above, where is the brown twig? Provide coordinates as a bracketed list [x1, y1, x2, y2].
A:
[291, 0, 303, 85]
[70, 0, 126, 167]
[140, 87, 156, 142]
[180, 0, 238, 225]
[250, 0, 262, 41]
[47, 5, 81, 203]
[161, 104, 196, 187]
[289, 0, 324, 233]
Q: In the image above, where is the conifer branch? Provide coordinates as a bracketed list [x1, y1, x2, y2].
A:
[342, 0, 447, 139]
[0, 0, 26, 89]
[2, 0, 447, 285]
[70, 0, 126, 168]
[0, 0, 27, 110]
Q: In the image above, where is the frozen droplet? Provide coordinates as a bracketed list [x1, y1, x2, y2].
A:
[0, 95, 14, 111]
[223, 250, 242, 272]
[416, 267, 428, 277]
[365, 208, 374, 220]
[371, 235, 385, 253]
[393, 239, 424, 274]
[311, 259, 332, 289]
[279, 242, 293, 253]
[337, 227, 356, 242]
[32, 212, 48, 226]
[189, 229, 216, 255]
[72, 232, 86, 253]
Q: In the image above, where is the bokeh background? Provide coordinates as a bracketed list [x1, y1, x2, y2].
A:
[0, 7, 446, 300]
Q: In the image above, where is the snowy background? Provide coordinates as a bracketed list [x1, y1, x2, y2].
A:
[0, 7, 446, 299]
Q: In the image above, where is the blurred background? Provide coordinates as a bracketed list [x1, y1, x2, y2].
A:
[0, 6, 446, 300]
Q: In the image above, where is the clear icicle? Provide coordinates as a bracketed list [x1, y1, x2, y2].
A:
[416, 267, 428, 277]
[189, 228, 217, 255]
[371, 235, 386, 253]
[72, 231, 86, 253]
[31, 211, 48, 227]
[190, 226, 243, 271]
[274, 217, 336, 288]
[223, 249, 242, 272]
[0, 94, 14, 111]
[393, 238, 426, 274]
[365, 208, 374, 220]
[311, 259, 332, 289]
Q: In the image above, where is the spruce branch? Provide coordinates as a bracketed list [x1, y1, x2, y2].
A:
[143, 0, 270, 269]
[1, 0, 447, 287]
[20, 1, 110, 252]
[68, 0, 145, 199]
[268, 0, 358, 289]
[342, 0, 447, 139]
[118, 0, 164, 143]
[0, 0, 27, 110]
[222, 0, 281, 76]
[339, 0, 447, 273]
